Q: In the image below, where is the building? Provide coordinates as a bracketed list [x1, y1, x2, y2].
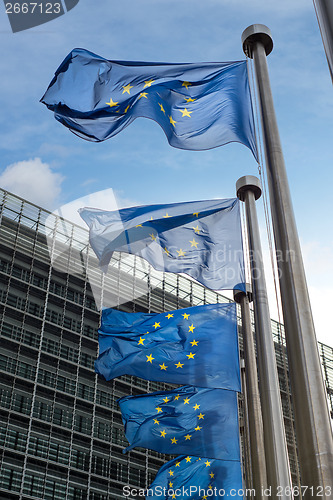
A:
[0, 188, 332, 500]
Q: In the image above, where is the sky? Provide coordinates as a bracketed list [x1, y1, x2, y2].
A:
[0, 0, 332, 347]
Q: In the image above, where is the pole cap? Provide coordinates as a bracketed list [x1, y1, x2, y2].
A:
[234, 283, 253, 303]
[236, 175, 262, 201]
[241, 24, 273, 58]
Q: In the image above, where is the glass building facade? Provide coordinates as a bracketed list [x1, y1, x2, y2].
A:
[0, 188, 332, 500]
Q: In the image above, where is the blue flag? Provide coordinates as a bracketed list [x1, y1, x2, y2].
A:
[79, 198, 245, 292]
[41, 48, 257, 157]
[118, 385, 240, 460]
[145, 455, 243, 499]
[96, 303, 240, 391]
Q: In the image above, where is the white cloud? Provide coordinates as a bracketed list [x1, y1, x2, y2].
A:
[0, 158, 64, 210]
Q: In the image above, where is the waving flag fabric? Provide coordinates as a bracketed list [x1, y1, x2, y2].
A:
[79, 197, 245, 292]
[118, 385, 240, 460]
[146, 455, 243, 499]
[95, 303, 240, 391]
[41, 48, 257, 158]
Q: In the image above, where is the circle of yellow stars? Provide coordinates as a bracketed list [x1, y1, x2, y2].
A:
[140, 311, 200, 370]
[152, 392, 205, 446]
[105, 77, 197, 133]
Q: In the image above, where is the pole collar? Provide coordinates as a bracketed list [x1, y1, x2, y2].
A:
[236, 175, 262, 202]
[234, 283, 253, 303]
[241, 24, 273, 58]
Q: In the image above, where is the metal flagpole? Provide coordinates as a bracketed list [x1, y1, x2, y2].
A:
[241, 25, 333, 495]
[234, 284, 268, 498]
[236, 176, 292, 500]
[313, 0, 333, 82]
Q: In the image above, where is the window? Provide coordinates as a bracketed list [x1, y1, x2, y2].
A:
[0, 467, 22, 492]
[23, 473, 44, 497]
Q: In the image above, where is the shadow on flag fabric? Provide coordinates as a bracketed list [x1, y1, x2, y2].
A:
[79, 198, 245, 292]
[145, 455, 243, 499]
[96, 303, 240, 391]
[118, 385, 240, 461]
[41, 48, 258, 158]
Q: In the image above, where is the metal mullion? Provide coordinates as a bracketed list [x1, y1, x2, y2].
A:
[62, 223, 89, 499]
[85, 246, 101, 498]
[18, 206, 57, 500]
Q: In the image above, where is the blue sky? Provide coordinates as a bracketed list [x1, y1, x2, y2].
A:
[0, 0, 332, 346]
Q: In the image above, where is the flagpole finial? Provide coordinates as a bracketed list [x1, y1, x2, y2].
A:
[241, 24, 273, 58]
[236, 175, 262, 202]
[234, 283, 253, 304]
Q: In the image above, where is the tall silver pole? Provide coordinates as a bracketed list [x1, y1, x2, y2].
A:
[234, 285, 268, 498]
[313, 0, 333, 82]
[236, 176, 292, 500]
[242, 25, 333, 494]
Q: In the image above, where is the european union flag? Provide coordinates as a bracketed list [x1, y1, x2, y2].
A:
[118, 385, 240, 460]
[145, 455, 243, 499]
[96, 303, 240, 391]
[41, 48, 257, 157]
[79, 198, 245, 292]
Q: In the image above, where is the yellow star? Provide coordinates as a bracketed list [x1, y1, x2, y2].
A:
[193, 212, 199, 217]
[189, 238, 198, 248]
[193, 404, 200, 410]
[163, 212, 171, 218]
[171, 494, 176, 499]
[163, 397, 169, 403]
[184, 97, 196, 103]
[193, 225, 200, 234]
[168, 469, 174, 476]
[208, 485, 213, 490]
[205, 460, 211, 467]
[174, 394, 180, 400]
[150, 233, 156, 241]
[166, 313, 174, 319]
[137, 337, 145, 345]
[202, 496, 208, 500]
[183, 398, 190, 404]
[153, 322, 160, 329]
[175, 461, 181, 467]
[105, 98, 118, 107]
[177, 249, 185, 257]
[156, 406, 163, 413]
[169, 481, 173, 488]
[182, 313, 190, 320]
[160, 363, 168, 371]
[124, 105, 130, 113]
[153, 419, 160, 425]
[136, 224, 142, 227]
[144, 79, 155, 88]
[198, 413, 205, 420]
[144, 331, 149, 335]
[185, 456, 192, 463]
[188, 324, 195, 333]
[185, 434, 192, 440]
[195, 425, 202, 431]
[175, 362, 184, 369]
[169, 115, 177, 127]
[138, 92, 148, 99]
[122, 84, 133, 94]
[187, 352, 196, 359]
[164, 247, 170, 256]
[160, 429, 167, 438]
[159, 103, 166, 114]
[146, 354, 154, 363]
[171, 437, 178, 444]
[182, 81, 191, 89]
[180, 108, 192, 118]
[210, 472, 215, 478]
[190, 339, 199, 346]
